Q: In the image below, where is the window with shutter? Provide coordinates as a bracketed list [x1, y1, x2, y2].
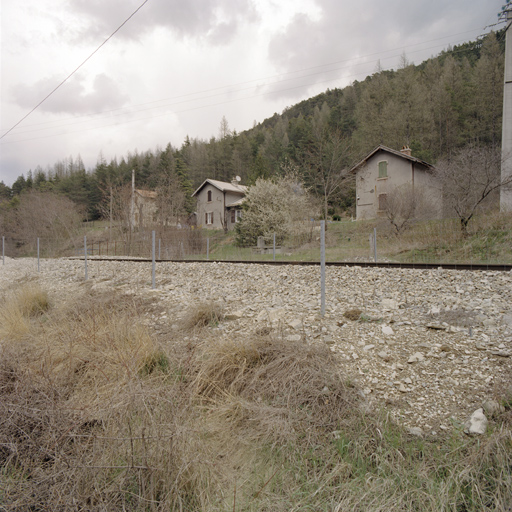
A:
[231, 210, 235, 223]
[207, 190, 212, 202]
[378, 161, 388, 178]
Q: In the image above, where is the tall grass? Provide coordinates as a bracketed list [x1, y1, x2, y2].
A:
[1, 285, 511, 510]
[0, 283, 50, 340]
[201, 211, 512, 264]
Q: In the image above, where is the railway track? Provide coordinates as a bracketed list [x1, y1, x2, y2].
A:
[67, 257, 512, 272]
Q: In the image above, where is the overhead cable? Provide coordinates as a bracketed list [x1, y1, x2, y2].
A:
[0, 0, 150, 140]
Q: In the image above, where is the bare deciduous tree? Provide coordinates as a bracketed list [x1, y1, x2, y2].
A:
[11, 191, 83, 255]
[385, 184, 433, 236]
[434, 145, 509, 235]
[155, 171, 186, 227]
[99, 183, 134, 249]
[304, 129, 353, 225]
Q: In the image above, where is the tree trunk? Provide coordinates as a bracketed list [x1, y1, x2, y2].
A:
[460, 217, 469, 238]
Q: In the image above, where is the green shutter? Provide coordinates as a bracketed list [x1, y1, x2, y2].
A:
[378, 161, 388, 178]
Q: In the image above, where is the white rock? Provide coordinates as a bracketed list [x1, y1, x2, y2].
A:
[382, 325, 394, 336]
[408, 352, 425, 364]
[377, 351, 391, 361]
[501, 313, 512, 326]
[465, 408, 488, 435]
[287, 318, 303, 330]
[482, 399, 505, 416]
[382, 298, 399, 310]
[224, 310, 244, 320]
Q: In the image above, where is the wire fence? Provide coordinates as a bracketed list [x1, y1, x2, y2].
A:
[1, 215, 512, 266]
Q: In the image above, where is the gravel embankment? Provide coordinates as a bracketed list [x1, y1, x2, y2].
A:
[1, 256, 511, 435]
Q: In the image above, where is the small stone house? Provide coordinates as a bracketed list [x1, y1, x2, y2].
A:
[351, 145, 442, 220]
[192, 178, 247, 230]
[132, 189, 157, 227]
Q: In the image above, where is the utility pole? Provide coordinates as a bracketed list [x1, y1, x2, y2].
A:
[131, 169, 135, 233]
[109, 185, 113, 244]
[501, 1, 512, 210]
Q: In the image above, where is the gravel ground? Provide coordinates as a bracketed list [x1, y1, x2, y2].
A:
[2, 256, 511, 436]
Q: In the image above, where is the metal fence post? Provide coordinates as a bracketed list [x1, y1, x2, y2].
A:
[273, 233, 276, 261]
[373, 227, 377, 263]
[2, 236, 4, 265]
[37, 238, 40, 272]
[158, 239, 161, 260]
[321, 220, 326, 317]
[207, 237, 209, 261]
[84, 236, 88, 280]
[152, 231, 156, 289]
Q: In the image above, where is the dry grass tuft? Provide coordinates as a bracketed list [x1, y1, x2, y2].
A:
[182, 301, 224, 330]
[343, 308, 362, 321]
[192, 333, 358, 446]
[2, 285, 512, 511]
[16, 283, 51, 317]
[0, 288, 215, 511]
[0, 283, 50, 341]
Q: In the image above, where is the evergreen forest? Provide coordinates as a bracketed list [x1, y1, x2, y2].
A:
[0, 30, 504, 220]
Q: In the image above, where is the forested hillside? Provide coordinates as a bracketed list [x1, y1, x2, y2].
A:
[0, 30, 503, 220]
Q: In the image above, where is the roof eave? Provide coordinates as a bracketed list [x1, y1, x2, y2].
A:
[349, 145, 434, 173]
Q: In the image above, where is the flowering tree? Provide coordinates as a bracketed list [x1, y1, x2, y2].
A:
[235, 175, 317, 247]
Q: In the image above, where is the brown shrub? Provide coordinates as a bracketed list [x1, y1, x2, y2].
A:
[343, 308, 362, 321]
[182, 301, 224, 330]
[191, 333, 360, 446]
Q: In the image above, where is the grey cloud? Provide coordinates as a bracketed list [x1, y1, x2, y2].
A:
[68, 0, 259, 44]
[13, 73, 130, 114]
[267, 0, 499, 100]
[206, 21, 238, 45]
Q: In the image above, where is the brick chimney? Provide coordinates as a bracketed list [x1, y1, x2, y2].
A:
[400, 145, 412, 157]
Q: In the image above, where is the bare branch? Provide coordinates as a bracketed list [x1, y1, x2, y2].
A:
[433, 144, 505, 235]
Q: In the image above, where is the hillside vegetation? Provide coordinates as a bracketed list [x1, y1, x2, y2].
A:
[0, 31, 503, 223]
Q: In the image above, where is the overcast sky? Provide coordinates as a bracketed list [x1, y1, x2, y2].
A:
[0, 0, 505, 186]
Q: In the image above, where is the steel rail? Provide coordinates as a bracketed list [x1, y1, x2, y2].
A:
[66, 257, 512, 272]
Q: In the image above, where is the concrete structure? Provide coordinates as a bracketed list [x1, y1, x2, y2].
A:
[501, 8, 512, 211]
[351, 145, 442, 220]
[192, 178, 247, 230]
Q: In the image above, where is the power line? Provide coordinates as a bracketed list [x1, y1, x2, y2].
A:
[1, 28, 489, 140]
[0, 0, 150, 141]
[0, 35, 495, 147]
